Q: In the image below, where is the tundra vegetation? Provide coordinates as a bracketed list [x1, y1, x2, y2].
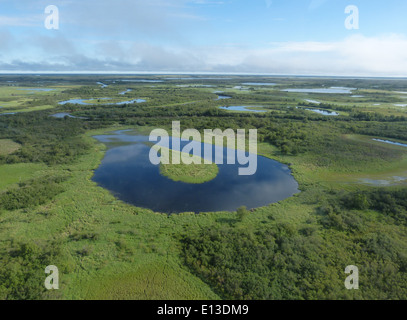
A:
[158, 148, 219, 184]
[0, 75, 407, 300]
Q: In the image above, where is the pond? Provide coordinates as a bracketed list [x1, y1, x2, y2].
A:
[242, 82, 277, 86]
[119, 89, 132, 95]
[216, 95, 232, 100]
[119, 79, 164, 83]
[167, 77, 232, 80]
[177, 85, 216, 88]
[58, 98, 146, 105]
[219, 106, 268, 113]
[282, 87, 356, 94]
[97, 82, 108, 88]
[18, 88, 56, 92]
[92, 131, 299, 213]
[373, 139, 407, 148]
[50, 113, 87, 119]
[305, 108, 339, 116]
[0, 112, 16, 116]
[304, 99, 321, 104]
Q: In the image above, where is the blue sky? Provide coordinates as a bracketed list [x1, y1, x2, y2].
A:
[0, 0, 407, 76]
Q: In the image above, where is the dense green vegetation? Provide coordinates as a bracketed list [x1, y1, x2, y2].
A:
[0, 175, 67, 211]
[0, 241, 64, 300]
[0, 75, 407, 300]
[182, 188, 407, 300]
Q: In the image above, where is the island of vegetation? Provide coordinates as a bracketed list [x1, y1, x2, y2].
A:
[158, 148, 219, 184]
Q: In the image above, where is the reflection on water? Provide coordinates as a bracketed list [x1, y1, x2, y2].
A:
[242, 82, 276, 86]
[97, 82, 108, 88]
[282, 87, 355, 94]
[51, 112, 87, 119]
[373, 139, 407, 148]
[120, 79, 164, 83]
[18, 88, 56, 92]
[219, 106, 267, 113]
[92, 132, 299, 213]
[305, 108, 339, 116]
[59, 98, 146, 105]
[0, 112, 16, 116]
[305, 99, 321, 104]
[216, 95, 232, 100]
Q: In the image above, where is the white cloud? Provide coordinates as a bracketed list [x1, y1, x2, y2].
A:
[204, 34, 407, 76]
[2, 22, 407, 76]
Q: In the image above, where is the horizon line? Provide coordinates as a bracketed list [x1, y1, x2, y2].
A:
[0, 71, 407, 79]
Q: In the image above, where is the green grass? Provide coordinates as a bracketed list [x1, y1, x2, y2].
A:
[0, 163, 47, 190]
[11, 105, 56, 113]
[0, 134, 222, 299]
[66, 258, 219, 300]
[159, 149, 219, 184]
[0, 139, 21, 156]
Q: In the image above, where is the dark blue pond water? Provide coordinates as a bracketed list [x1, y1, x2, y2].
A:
[92, 131, 299, 213]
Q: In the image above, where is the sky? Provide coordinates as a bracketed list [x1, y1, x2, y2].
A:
[0, 0, 407, 76]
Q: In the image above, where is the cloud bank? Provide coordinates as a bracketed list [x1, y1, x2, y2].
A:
[0, 0, 407, 76]
[1, 33, 407, 77]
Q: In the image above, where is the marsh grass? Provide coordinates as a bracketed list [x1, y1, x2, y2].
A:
[159, 149, 219, 184]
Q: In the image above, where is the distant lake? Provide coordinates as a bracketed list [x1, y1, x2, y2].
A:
[242, 82, 276, 86]
[92, 131, 299, 213]
[304, 99, 321, 104]
[18, 88, 55, 92]
[216, 95, 232, 100]
[51, 113, 87, 119]
[282, 87, 356, 94]
[168, 77, 232, 80]
[59, 98, 146, 106]
[97, 82, 108, 88]
[220, 106, 268, 113]
[305, 108, 339, 116]
[373, 139, 407, 148]
[177, 85, 216, 88]
[58, 99, 89, 105]
[119, 80, 164, 83]
[0, 112, 16, 116]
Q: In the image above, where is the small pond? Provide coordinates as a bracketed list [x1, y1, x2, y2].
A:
[58, 98, 146, 106]
[373, 139, 407, 148]
[92, 131, 299, 213]
[220, 106, 268, 113]
[216, 95, 232, 100]
[282, 87, 356, 94]
[305, 108, 339, 116]
[242, 82, 277, 86]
